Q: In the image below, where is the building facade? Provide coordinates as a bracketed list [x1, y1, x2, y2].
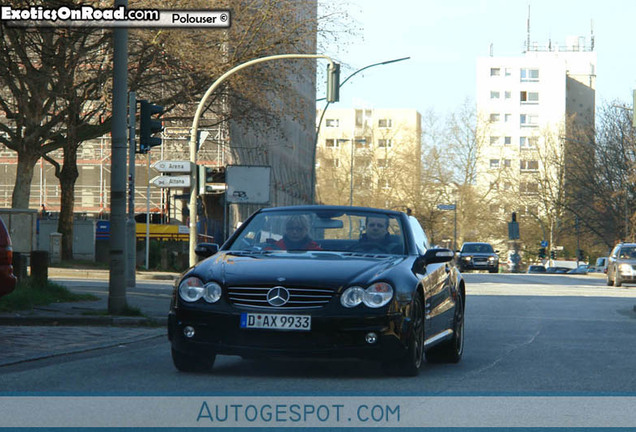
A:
[315, 108, 422, 210]
[475, 35, 596, 218]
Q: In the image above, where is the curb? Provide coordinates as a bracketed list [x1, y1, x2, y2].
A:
[48, 268, 179, 281]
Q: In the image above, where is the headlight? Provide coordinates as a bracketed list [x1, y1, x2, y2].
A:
[203, 282, 222, 303]
[488, 256, 497, 262]
[179, 277, 223, 303]
[462, 256, 471, 261]
[341, 283, 394, 308]
[618, 263, 633, 273]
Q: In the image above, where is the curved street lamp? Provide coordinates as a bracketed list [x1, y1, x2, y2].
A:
[311, 56, 411, 204]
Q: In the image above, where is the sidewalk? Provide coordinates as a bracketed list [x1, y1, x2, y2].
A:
[0, 268, 178, 368]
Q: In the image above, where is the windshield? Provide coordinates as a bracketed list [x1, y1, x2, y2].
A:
[227, 209, 406, 255]
[462, 243, 494, 253]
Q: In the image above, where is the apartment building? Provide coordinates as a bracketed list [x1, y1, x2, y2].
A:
[475, 35, 596, 216]
[315, 108, 422, 210]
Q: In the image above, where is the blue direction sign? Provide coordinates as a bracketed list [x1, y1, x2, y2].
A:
[437, 204, 456, 211]
[540, 240, 548, 247]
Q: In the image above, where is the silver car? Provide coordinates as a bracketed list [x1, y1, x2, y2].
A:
[606, 243, 636, 287]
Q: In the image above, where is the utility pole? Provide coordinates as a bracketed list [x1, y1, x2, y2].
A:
[108, 0, 128, 314]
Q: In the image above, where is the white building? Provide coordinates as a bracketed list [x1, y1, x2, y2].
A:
[475, 36, 596, 215]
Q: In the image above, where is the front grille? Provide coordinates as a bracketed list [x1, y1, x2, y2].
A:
[227, 286, 334, 309]
[473, 257, 489, 265]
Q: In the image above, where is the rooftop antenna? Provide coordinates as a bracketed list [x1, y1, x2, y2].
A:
[490, 42, 494, 56]
[590, 19, 595, 51]
[526, 3, 531, 52]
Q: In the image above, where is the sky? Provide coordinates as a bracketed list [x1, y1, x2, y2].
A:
[321, 0, 636, 115]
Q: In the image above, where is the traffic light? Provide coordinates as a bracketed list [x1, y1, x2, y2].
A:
[577, 249, 585, 261]
[326, 63, 340, 103]
[198, 165, 226, 195]
[538, 247, 546, 259]
[550, 250, 556, 259]
[138, 100, 164, 153]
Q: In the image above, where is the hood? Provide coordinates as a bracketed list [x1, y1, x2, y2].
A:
[196, 251, 407, 289]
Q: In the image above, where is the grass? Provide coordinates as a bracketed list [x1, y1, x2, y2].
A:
[0, 277, 98, 312]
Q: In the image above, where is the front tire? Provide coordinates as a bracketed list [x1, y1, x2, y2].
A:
[426, 293, 464, 363]
[385, 294, 424, 377]
[171, 348, 216, 372]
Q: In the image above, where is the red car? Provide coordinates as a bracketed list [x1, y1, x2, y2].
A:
[0, 216, 17, 298]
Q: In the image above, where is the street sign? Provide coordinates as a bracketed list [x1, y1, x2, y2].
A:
[540, 240, 548, 247]
[150, 175, 191, 188]
[437, 204, 456, 211]
[151, 160, 192, 173]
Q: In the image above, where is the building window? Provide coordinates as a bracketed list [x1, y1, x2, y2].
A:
[489, 159, 500, 169]
[520, 91, 539, 103]
[520, 136, 538, 148]
[520, 114, 538, 127]
[489, 113, 500, 122]
[355, 138, 370, 149]
[378, 119, 392, 128]
[504, 113, 512, 122]
[490, 136, 500, 146]
[505, 91, 512, 99]
[325, 158, 340, 168]
[520, 68, 539, 82]
[490, 91, 500, 99]
[503, 159, 512, 168]
[378, 179, 391, 189]
[504, 136, 512, 145]
[520, 160, 539, 171]
[505, 68, 512, 76]
[325, 138, 339, 148]
[377, 139, 392, 148]
[520, 181, 539, 194]
[377, 158, 387, 168]
[490, 68, 501, 76]
[325, 119, 339, 127]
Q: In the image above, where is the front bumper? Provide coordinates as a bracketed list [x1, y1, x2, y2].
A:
[168, 307, 408, 361]
[459, 259, 498, 271]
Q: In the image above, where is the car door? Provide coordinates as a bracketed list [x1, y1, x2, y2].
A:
[408, 216, 453, 337]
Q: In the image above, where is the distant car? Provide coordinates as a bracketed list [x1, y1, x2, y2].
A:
[457, 242, 499, 273]
[0, 216, 17, 298]
[567, 265, 589, 274]
[527, 265, 546, 273]
[595, 257, 608, 274]
[169, 205, 465, 376]
[606, 243, 636, 287]
[545, 267, 570, 274]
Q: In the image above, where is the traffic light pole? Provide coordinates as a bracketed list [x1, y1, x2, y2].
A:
[188, 54, 336, 266]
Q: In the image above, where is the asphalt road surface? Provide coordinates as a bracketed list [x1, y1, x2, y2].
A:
[2, 273, 635, 395]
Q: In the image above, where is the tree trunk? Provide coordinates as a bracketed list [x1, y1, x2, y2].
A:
[57, 142, 79, 261]
[11, 149, 40, 210]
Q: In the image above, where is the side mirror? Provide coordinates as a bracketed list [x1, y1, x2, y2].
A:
[195, 243, 219, 259]
[418, 248, 455, 267]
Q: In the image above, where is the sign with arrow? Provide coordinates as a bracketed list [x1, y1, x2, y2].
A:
[151, 160, 192, 173]
[150, 175, 191, 188]
[437, 204, 456, 211]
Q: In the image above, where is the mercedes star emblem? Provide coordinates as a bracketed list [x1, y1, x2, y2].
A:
[266, 286, 290, 307]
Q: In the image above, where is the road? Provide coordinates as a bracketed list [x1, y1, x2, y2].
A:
[1, 273, 635, 394]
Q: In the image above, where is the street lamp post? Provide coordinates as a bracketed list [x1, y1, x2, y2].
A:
[312, 56, 410, 204]
[188, 54, 336, 266]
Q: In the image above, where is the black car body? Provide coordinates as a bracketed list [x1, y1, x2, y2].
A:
[457, 242, 499, 273]
[168, 205, 465, 376]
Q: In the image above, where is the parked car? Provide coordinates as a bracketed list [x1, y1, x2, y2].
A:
[0, 216, 17, 298]
[527, 265, 546, 273]
[168, 205, 465, 376]
[457, 242, 499, 273]
[606, 243, 636, 287]
[595, 256, 608, 274]
[567, 265, 589, 274]
[545, 267, 571, 274]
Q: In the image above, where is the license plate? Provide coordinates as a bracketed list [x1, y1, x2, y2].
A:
[240, 313, 311, 331]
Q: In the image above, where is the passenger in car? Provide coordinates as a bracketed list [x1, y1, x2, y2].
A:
[273, 215, 321, 251]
